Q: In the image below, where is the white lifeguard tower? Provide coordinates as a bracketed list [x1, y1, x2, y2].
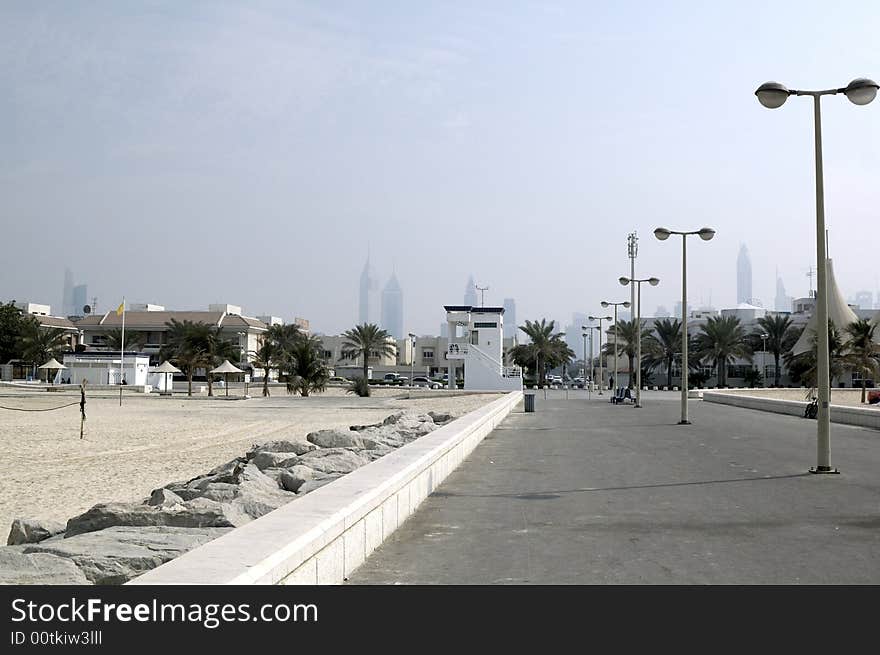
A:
[443, 305, 522, 391]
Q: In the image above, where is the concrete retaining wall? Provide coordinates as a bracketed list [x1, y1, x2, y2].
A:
[129, 390, 523, 585]
[703, 391, 880, 430]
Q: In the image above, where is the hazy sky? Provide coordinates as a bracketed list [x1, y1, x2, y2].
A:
[3, 1, 879, 335]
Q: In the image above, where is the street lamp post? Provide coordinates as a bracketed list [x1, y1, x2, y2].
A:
[653, 226, 716, 424]
[581, 327, 588, 396]
[408, 333, 416, 395]
[619, 276, 660, 408]
[760, 333, 768, 388]
[601, 300, 631, 398]
[755, 76, 877, 473]
[588, 315, 613, 394]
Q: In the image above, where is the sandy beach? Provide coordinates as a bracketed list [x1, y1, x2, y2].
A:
[0, 387, 503, 539]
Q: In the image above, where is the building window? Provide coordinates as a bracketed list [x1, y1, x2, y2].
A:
[473, 322, 497, 329]
[421, 349, 434, 360]
[322, 350, 333, 360]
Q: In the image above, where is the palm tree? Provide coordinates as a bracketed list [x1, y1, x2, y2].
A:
[341, 324, 397, 381]
[249, 339, 284, 397]
[694, 315, 752, 387]
[518, 319, 566, 386]
[159, 319, 212, 397]
[783, 320, 847, 389]
[285, 336, 330, 397]
[18, 318, 70, 378]
[603, 319, 652, 389]
[843, 319, 880, 403]
[104, 328, 148, 352]
[644, 318, 682, 389]
[754, 314, 794, 386]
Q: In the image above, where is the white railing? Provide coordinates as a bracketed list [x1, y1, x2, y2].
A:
[503, 366, 522, 378]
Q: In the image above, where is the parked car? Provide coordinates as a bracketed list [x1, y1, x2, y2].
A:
[382, 373, 407, 385]
[328, 376, 348, 384]
[411, 376, 442, 389]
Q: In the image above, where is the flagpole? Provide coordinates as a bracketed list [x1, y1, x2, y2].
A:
[119, 297, 125, 406]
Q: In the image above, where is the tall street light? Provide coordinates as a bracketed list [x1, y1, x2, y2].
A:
[601, 300, 631, 397]
[760, 333, 768, 388]
[653, 227, 715, 424]
[588, 315, 613, 394]
[581, 325, 593, 396]
[619, 276, 660, 408]
[408, 332, 417, 388]
[756, 76, 878, 474]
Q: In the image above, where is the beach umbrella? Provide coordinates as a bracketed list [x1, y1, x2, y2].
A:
[38, 358, 67, 384]
[210, 359, 244, 397]
[151, 360, 182, 395]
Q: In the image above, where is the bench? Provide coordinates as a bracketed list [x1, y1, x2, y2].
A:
[611, 387, 634, 404]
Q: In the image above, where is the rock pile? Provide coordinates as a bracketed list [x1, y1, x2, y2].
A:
[1, 411, 452, 585]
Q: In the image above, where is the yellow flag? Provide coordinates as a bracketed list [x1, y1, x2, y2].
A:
[116, 301, 125, 316]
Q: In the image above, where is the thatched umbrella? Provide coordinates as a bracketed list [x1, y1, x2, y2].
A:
[38, 358, 66, 384]
[210, 359, 244, 397]
[151, 360, 182, 395]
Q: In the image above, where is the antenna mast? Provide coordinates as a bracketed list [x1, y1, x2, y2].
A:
[475, 285, 489, 307]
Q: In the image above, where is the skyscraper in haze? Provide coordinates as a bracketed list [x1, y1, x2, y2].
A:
[503, 298, 517, 339]
[737, 244, 752, 304]
[380, 272, 403, 339]
[774, 270, 792, 312]
[463, 275, 478, 306]
[72, 284, 88, 317]
[61, 268, 74, 317]
[854, 290, 873, 310]
[358, 254, 378, 325]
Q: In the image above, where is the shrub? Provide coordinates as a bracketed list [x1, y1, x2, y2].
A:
[347, 376, 371, 397]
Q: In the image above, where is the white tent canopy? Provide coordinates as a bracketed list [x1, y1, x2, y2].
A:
[151, 360, 182, 374]
[210, 360, 243, 374]
[791, 259, 859, 356]
[38, 358, 66, 370]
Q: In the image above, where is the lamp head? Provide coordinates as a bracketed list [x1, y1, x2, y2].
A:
[845, 78, 879, 105]
[648, 277, 660, 286]
[600, 301, 609, 308]
[755, 81, 790, 109]
[604, 316, 613, 321]
[588, 316, 597, 321]
[619, 277, 630, 286]
[653, 227, 671, 241]
[623, 301, 631, 308]
[698, 227, 716, 241]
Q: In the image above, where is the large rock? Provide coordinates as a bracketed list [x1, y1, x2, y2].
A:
[296, 448, 372, 474]
[24, 526, 230, 585]
[428, 411, 454, 425]
[65, 499, 246, 537]
[249, 451, 302, 471]
[147, 488, 184, 507]
[7, 518, 66, 545]
[306, 429, 366, 449]
[279, 465, 319, 492]
[0, 548, 90, 584]
[246, 440, 315, 459]
[296, 474, 343, 495]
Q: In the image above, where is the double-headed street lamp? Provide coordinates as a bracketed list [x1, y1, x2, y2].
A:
[600, 300, 631, 397]
[653, 227, 715, 424]
[755, 76, 878, 474]
[619, 276, 659, 408]
[588, 315, 612, 394]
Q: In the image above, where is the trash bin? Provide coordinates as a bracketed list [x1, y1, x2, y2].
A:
[524, 392, 535, 413]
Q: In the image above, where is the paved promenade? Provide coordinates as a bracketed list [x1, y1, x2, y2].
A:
[349, 390, 880, 584]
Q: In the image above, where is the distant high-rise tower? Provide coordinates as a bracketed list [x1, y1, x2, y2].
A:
[463, 275, 478, 306]
[358, 254, 378, 325]
[380, 273, 403, 339]
[71, 284, 88, 317]
[774, 270, 792, 312]
[853, 290, 873, 310]
[737, 244, 752, 304]
[503, 298, 517, 338]
[61, 268, 74, 317]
